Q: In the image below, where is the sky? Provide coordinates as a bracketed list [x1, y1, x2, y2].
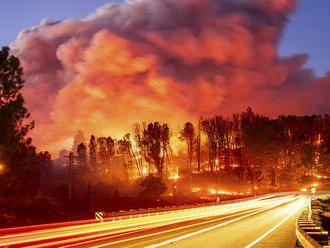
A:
[1, 0, 329, 76]
[2, 0, 330, 154]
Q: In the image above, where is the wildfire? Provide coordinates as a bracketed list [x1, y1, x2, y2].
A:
[192, 187, 201, 192]
[208, 189, 239, 195]
[217, 191, 231, 195]
[210, 189, 217, 195]
[169, 174, 179, 180]
[168, 167, 179, 180]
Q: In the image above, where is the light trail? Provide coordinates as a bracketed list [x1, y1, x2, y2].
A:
[0, 205, 260, 246]
[0, 194, 286, 245]
[59, 208, 261, 248]
[0, 194, 302, 248]
[0, 193, 280, 242]
[142, 196, 300, 248]
[58, 196, 298, 248]
[244, 198, 305, 248]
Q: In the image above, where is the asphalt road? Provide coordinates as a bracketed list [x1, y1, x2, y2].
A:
[0, 194, 307, 248]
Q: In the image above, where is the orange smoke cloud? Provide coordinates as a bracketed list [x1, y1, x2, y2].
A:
[11, 0, 330, 155]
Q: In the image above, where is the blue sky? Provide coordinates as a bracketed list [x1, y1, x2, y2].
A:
[1, 0, 329, 76]
[279, 0, 330, 76]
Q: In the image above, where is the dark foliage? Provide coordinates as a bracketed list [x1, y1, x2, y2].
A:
[139, 175, 167, 200]
[0, 47, 40, 226]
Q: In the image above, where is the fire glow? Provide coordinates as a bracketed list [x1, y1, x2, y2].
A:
[11, 0, 330, 155]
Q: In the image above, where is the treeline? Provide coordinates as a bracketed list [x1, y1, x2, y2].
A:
[197, 108, 330, 187]
[69, 107, 330, 189]
[73, 123, 171, 182]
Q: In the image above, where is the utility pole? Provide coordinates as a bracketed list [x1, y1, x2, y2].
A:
[65, 151, 76, 221]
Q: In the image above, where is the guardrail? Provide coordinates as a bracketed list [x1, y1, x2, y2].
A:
[296, 198, 329, 248]
[0, 193, 277, 236]
[0, 192, 293, 236]
[96, 192, 294, 222]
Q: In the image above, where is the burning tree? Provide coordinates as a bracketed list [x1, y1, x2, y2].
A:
[133, 123, 151, 175]
[213, 116, 227, 170]
[241, 108, 287, 187]
[95, 136, 116, 169]
[97, 137, 108, 165]
[106, 136, 115, 162]
[142, 122, 171, 178]
[201, 119, 217, 172]
[89, 135, 97, 169]
[116, 134, 133, 180]
[133, 124, 144, 164]
[180, 122, 195, 179]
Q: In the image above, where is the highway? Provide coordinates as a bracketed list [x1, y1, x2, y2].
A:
[0, 194, 307, 248]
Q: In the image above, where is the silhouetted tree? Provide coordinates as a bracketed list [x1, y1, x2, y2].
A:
[37, 151, 53, 171]
[241, 108, 287, 186]
[142, 123, 171, 177]
[180, 122, 195, 180]
[133, 123, 150, 175]
[201, 119, 217, 171]
[0, 47, 39, 226]
[106, 136, 115, 161]
[97, 137, 108, 165]
[300, 144, 315, 176]
[72, 130, 85, 156]
[89, 135, 97, 169]
[77, 143, 87, 167]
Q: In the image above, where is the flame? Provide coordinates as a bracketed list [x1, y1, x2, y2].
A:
[169, 167, 179, 180]
[192, 187, 201, 192]
[210, 189, 217, 195]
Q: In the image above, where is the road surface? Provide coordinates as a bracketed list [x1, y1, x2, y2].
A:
[0, 194, 307, 248]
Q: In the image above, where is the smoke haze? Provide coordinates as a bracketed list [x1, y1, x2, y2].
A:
[11, 0, 330, 154]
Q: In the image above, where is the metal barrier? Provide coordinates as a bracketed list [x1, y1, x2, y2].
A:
[95, 193, 294, 222]
[296, 199, 329, 248]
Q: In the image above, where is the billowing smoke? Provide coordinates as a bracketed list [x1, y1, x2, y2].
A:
[11, 0, 330, 154]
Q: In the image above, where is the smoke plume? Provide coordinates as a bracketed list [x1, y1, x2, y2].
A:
[11, 0, 330, 154]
